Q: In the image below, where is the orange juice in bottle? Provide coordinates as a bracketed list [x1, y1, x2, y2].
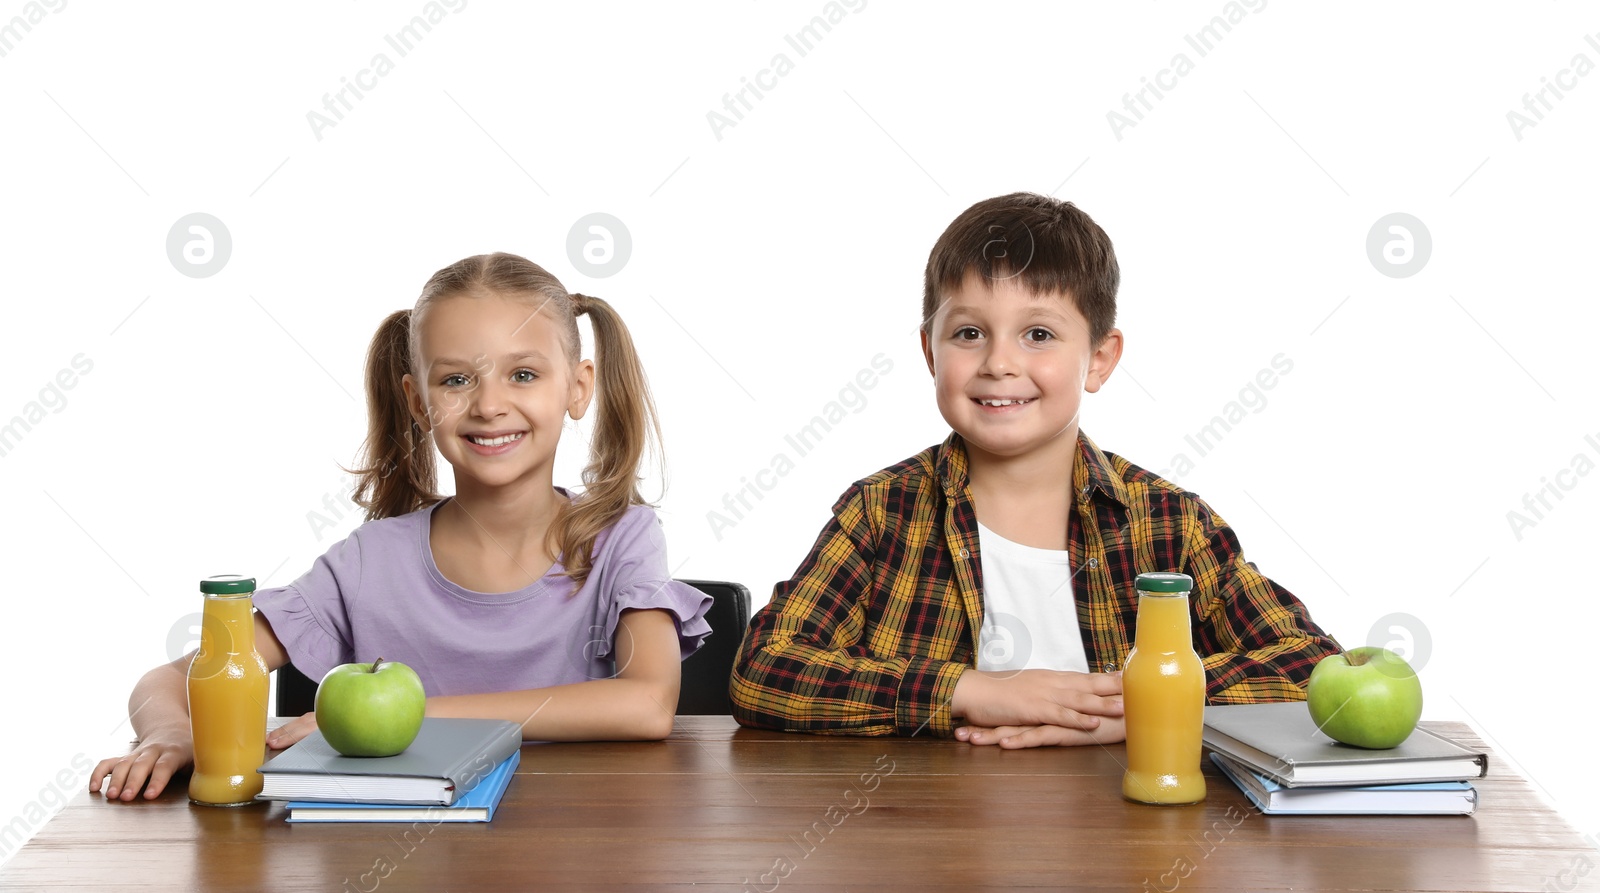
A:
[1121, 572, 1207, 805]
[187, 574, 269, 806]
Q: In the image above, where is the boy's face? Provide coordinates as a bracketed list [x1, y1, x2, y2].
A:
[921, 272, 1122, 467]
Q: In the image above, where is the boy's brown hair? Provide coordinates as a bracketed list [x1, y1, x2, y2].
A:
[922, 192, 1120, 344]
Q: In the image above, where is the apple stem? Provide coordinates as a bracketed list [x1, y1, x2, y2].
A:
[372, 657, 385, 673]
[1345, 651, 1369, 668]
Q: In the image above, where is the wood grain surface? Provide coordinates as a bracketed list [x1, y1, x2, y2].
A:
[3, 719, 1594, 892]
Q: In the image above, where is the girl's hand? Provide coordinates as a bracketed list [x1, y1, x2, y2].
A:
[89, 612, 298, 801]
[266, 712, 318, 751]
[90, 731, 194, 801]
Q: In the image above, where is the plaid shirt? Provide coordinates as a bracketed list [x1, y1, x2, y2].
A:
[730, 431, 1342, 737]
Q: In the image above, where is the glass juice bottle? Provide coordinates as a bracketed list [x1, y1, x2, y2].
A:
[1121, 572, 1207, 805]
[187, 574, 269, 806]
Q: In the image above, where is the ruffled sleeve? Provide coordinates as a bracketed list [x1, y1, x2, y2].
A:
[252, 530, 361, 685]
[587, 506, 713, 663]
[604, 578, 714, 661]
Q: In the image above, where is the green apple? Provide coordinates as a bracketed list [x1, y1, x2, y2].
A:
[1306, 647, 1423, 749]
[314, 657, 427, 757]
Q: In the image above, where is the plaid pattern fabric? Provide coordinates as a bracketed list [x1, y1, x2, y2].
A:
[730, 431, 1341, 737]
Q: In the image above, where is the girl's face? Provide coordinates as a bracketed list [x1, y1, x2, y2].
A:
[401, 292, 594, 495]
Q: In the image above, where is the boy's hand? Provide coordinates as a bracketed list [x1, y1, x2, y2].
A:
[90, 728, 193, 802]
[955, 717, 1127, 748]
[266, 712, 318, 751]
[950, 668, 1123, 731]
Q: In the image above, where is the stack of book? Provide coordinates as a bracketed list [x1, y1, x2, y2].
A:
[1203, 702, 1487, 816]
[257, 717, 523, 823]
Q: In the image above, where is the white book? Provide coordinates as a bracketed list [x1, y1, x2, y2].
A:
[1211, 752, 1478, 816]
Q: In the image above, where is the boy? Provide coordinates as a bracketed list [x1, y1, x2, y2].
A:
[729, 193, 1341, 748]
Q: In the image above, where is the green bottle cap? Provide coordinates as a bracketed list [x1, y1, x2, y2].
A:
[199, 574, 256, 595]
[1136, 572, 1193, 593]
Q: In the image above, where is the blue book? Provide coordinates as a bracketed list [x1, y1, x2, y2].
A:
[1211, 752, 1477, 816]
[285, 749, 520, 823]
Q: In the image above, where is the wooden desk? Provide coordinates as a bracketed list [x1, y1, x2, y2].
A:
[4, 719, 1596, 892]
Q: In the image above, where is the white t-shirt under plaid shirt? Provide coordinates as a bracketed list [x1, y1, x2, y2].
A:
[975, 521, 1090, 673]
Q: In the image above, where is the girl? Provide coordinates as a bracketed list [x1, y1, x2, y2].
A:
[93, 252, 712, 801]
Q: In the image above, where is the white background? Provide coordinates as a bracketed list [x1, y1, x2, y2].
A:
[2, 0, 1597, 874]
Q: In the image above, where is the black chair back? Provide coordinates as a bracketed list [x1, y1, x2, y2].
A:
[272, 578, 752, 718]
[676, 579, 751, 715]
[275, 662, 318, 717]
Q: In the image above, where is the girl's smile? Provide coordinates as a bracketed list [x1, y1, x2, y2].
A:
[462, 429, 529, 455]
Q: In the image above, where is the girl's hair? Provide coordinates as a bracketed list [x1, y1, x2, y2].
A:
[347, 252, 662, 587]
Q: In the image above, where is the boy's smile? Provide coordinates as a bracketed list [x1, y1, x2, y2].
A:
[922, 272, 1122, 468]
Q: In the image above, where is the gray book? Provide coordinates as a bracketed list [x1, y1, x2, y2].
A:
[1203, 702, 1488, 788]
[257, 717, 522, 805]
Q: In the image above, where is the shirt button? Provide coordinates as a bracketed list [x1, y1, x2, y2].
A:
[959, 548, 970, 559]
[1087, 558, 1099, 568]
[1103, 662, 1119, 673]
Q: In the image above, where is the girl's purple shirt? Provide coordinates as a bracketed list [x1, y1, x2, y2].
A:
[254, 498, 713, 697]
